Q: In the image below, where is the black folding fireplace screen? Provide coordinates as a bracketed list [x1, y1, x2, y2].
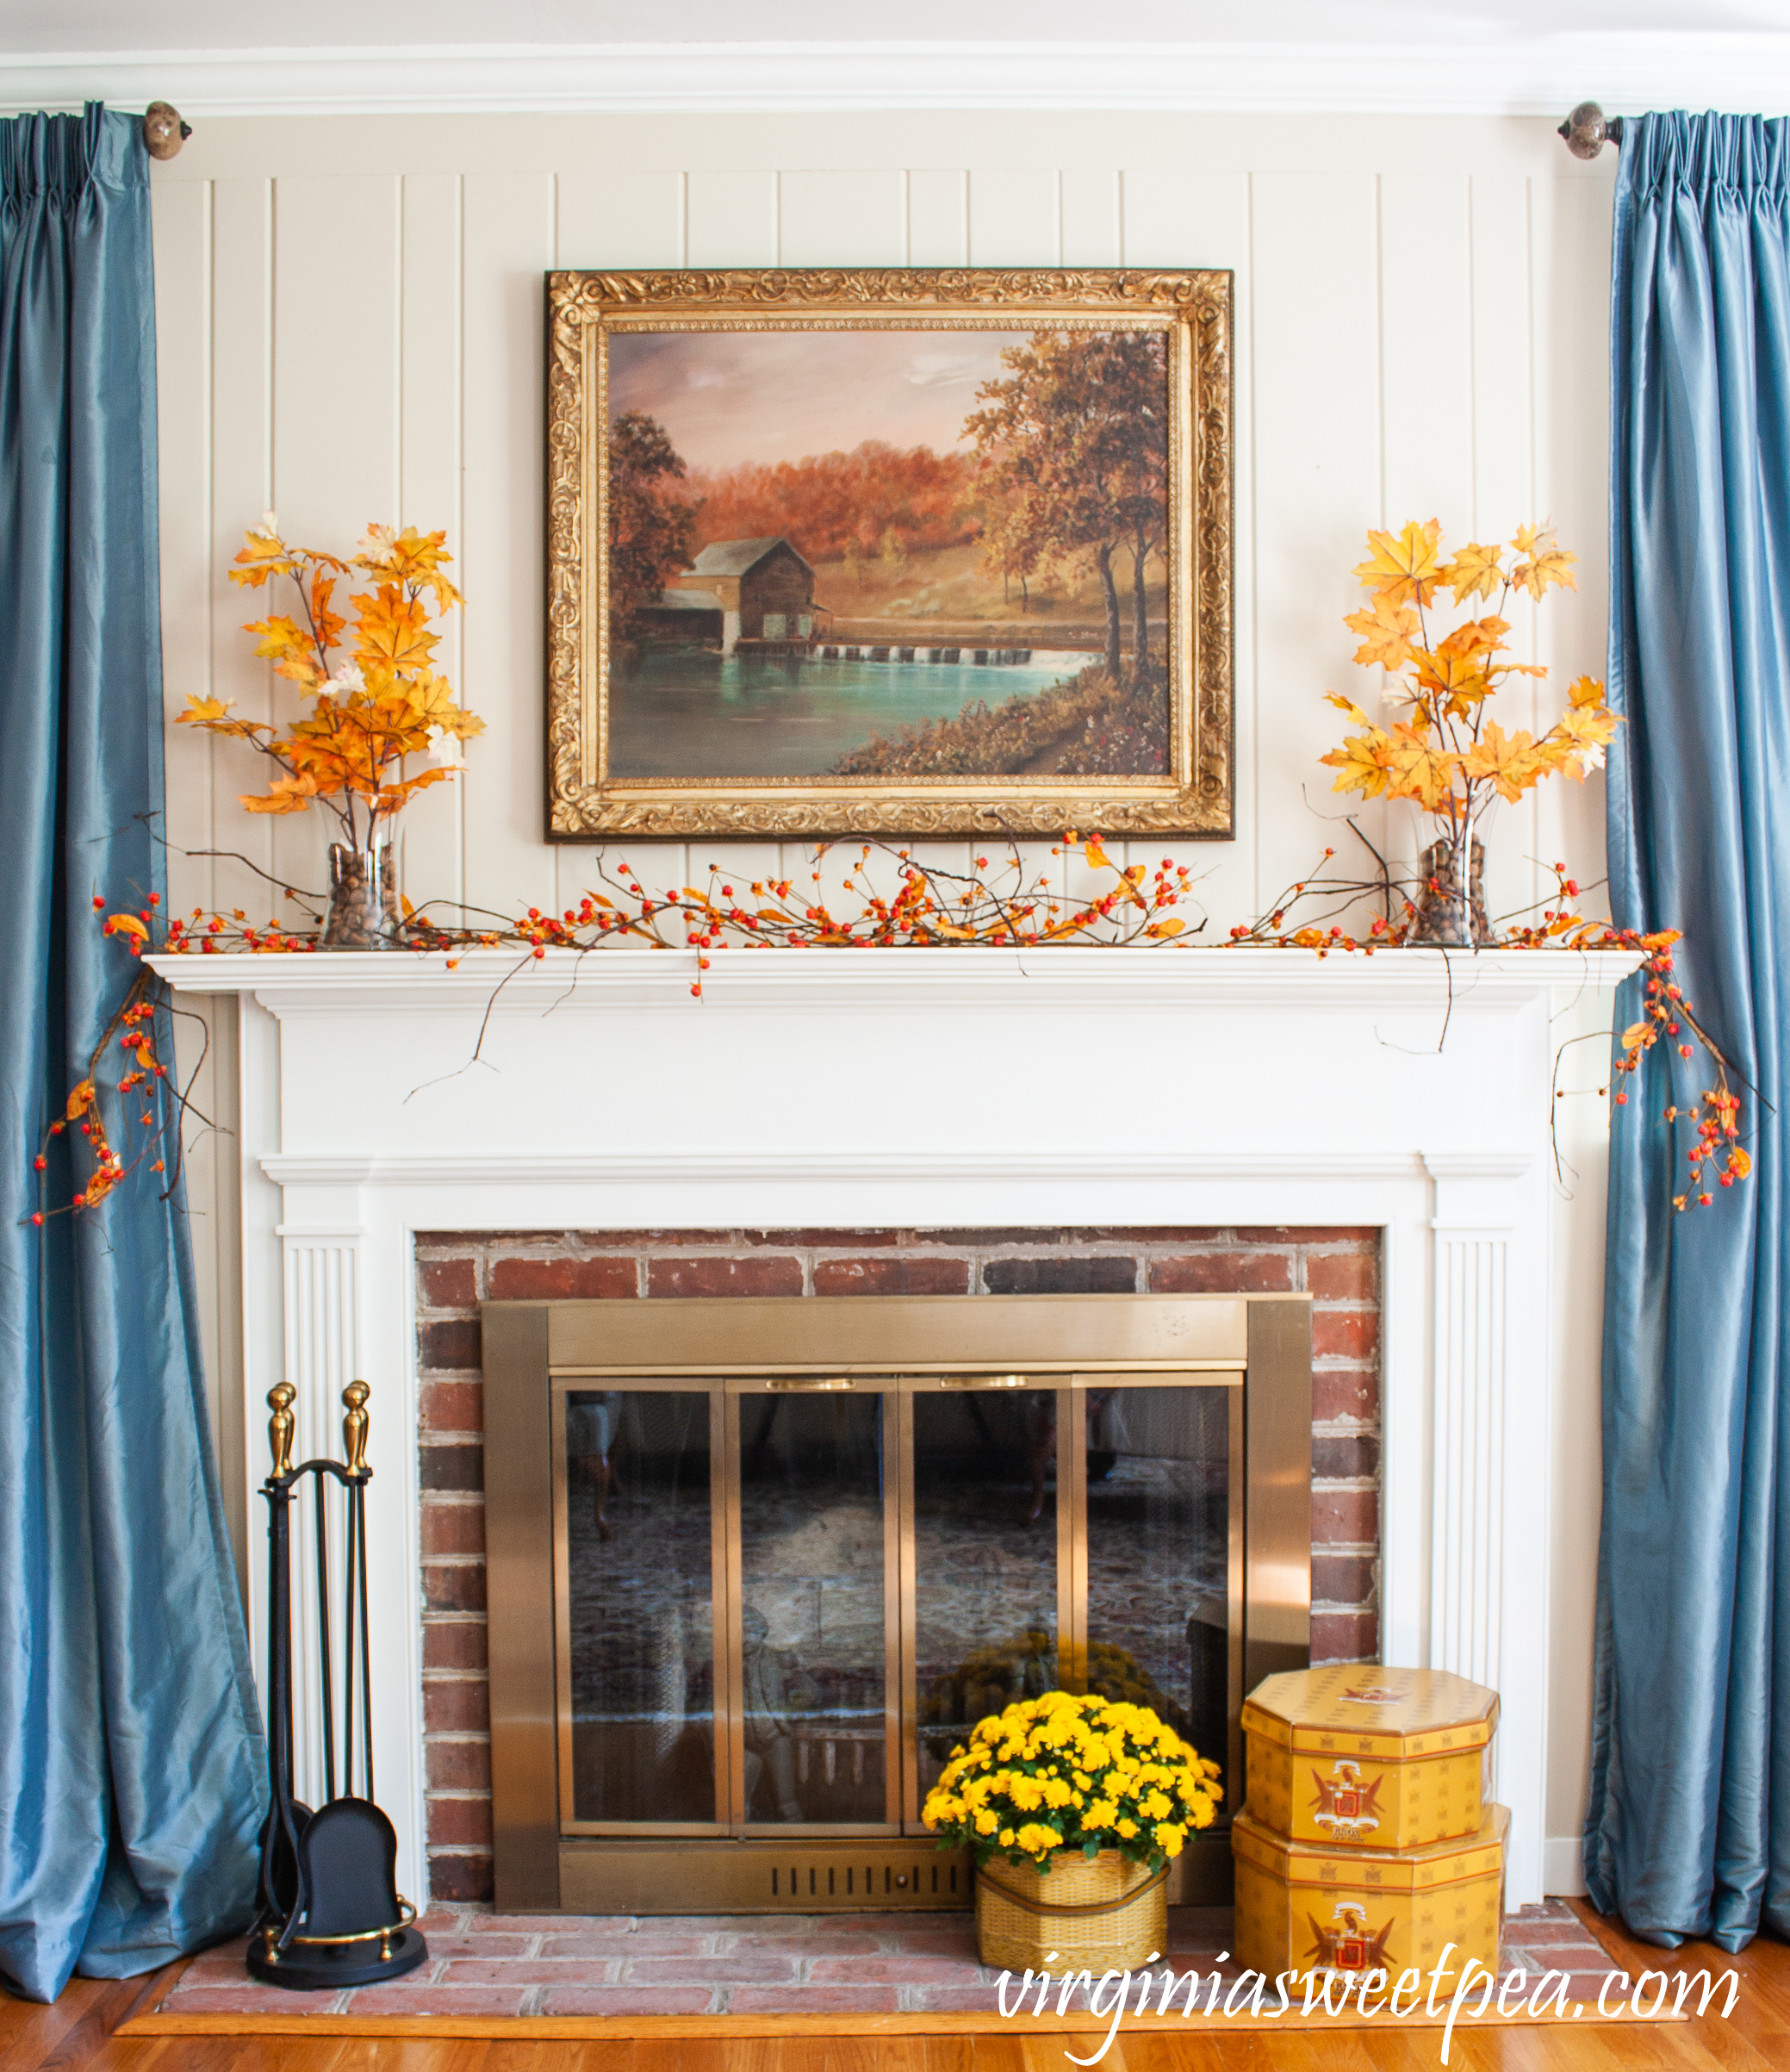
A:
[484, 1294, 1310, 1913]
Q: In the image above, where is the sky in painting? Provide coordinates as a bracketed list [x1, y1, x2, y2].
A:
[607, 328, 1028, 471]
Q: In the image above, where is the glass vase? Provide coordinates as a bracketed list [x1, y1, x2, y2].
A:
[322, 820, 402, 950]
[1412, 831, 1492, 947]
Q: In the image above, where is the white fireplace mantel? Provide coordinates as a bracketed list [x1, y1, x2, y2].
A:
[155, 944, 1643, 1913]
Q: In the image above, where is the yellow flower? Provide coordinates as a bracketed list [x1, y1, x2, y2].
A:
[1153, 1823, 1185, 1857]
[1084, 1799, 1119, 1827]
[1041, 1776, 1072, 1808]
[1116, 1816, 1139, 1839]
[1016, 1823, 1061, 1857]
[999, 1828, 1016, 1847]
[1072, 1771, 1091, 1792]
[1140, 1790, 1172, 1821]
[974, 1809, 999, 1835]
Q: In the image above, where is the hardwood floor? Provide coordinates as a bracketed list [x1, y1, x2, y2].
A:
[4, 1905, 1787, 2070]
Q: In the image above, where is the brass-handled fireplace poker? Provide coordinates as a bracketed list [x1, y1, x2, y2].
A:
[247, 1379, 427, 1989]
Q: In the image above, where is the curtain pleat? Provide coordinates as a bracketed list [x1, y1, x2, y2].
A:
[0, 103, 265, 2004]
[1588, 109, 1790, 1952]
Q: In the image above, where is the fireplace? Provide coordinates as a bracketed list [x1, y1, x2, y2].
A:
[481, 1291, 1311, 1912]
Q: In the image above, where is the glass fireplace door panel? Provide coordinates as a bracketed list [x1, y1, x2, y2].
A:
[560, 1387, 721, 1829]
[1084, 1384, 1238, 1800]
[731, 1388, 893, 1830]
[909, 1387, 1060, 1815]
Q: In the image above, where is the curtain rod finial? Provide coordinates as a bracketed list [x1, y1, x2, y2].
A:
[1559, 102, 1623, 159]
[143, 102, 190, 160]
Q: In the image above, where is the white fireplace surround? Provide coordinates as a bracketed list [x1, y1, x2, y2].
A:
[154, 943, 1639, 1915]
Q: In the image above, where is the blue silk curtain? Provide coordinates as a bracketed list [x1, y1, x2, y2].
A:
[1588, 112, 1790, 1951]
[0, 107, 264, 2002]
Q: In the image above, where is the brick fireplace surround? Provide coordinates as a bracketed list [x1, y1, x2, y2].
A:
[413, 1223, 1381, 1905]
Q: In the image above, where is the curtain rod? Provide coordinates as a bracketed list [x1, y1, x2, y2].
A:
[143, 102, 190, 159]
[1560, 102, 1622, 159]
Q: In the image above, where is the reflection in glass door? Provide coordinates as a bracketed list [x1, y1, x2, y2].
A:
[905, 1385, 1059, 1820]
[557, 1388, 721, 1829]
[1084, 1385, 1240, 1798]
[730, 1385, 896, 1830]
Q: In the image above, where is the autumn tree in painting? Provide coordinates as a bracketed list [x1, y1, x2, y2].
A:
[686, 440, 979, 565]
[966, 331, 1168, 681]
[607, 411, 696, 642]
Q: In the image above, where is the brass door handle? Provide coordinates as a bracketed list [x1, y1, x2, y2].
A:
[764, 1377, 856, 1392]
[938, 1373, 1029, 1390]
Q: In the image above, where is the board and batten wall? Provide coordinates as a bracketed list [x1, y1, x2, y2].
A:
[147, 109, 1617, 1893]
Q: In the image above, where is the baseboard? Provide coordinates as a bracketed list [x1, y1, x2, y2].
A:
[1544, 1835, 1587, 1898]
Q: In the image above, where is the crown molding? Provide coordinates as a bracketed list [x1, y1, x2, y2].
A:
[3, 37, 1789, 120]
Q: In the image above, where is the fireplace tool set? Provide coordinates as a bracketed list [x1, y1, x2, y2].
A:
[247, 1379, 427, 1988]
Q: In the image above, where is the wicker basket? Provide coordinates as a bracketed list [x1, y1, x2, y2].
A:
[974, 1849, 1169, 1971]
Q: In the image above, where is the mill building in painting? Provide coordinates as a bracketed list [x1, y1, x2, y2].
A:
[644, 536, 817, 656]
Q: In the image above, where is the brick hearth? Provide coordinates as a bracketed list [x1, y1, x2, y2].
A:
[413, 1224, 1383, 1906]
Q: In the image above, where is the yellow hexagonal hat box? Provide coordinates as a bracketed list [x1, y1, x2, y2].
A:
[1242, 1664, 1497, 1851]
[1233, 1802, 1508, 1990]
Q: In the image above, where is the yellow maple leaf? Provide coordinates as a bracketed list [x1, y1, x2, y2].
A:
[351, 586, 438, 678]
[1353, 520, 1444, 607]
[228, 518, 299, 589]
[1463, 719, 1547, 802]
[310, 571, 346, 652]
[1344, 594, 1421, 671]
[1436, 540, 1507, 603]
[1383, 725, 1462, 812]
[243, 614, 313, 664]
[1568, 674, 1607, 709]
[241, 771, 326, 814]
[1320, 723, 1396, 800]
[1510, 522, 1579, 600]
[357, 525, 464, 613]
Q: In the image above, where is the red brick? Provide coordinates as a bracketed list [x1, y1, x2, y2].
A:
[569, 1229, 727, 1248]
[420, 1380, 483, 1434]
[1312, 1369, 1379, 1422]
[420, 1258, 479, 1308]
[1310, 1609, 1378, 1663]
[426, 1850, 494, 1902]
[730, 1988, 903, 2013]
[623, 1956, 800, 1983]
[425, 1678, 491, 1733]
[1313, 1487, 1379, 1544]
[541, 1988, 718, 2015]
[423, 1620, 488, 1671]
[426, 1739, 493, 1792]
[439, 1958, 620, 1985]
[411, 1932, 529, 1959]
[1305, 1252, 1378, 1301]
[1073, 1228, 1226, 1243]
[158, 1988, 306, 2013]
[1313, 1552, 1378, 1605]
[426, 1795, 494, 1846]
[539, 1932, 712, 1958]
[420, 1318, 481, 1369]
[488, 1254, 637, 1300]
[814, 1256, 971, 1297]
[1235, 1226, 1378, 1244]
[420, 1499, 485, 1557]
[1314, 1310, 1381, 1361]
[424, 1563, 487, 1613]
[982, 1257, 1135, 1295]
[900, 1986, 1007, 2011]
[805, 1957, 977, 1983]
[420, 1441, 484, 1491]
[347, 1985, 525, 2015]
[1148, 1251, 1293, 1294]
[648, 1256, 804, 1298]
[749, 1229, 899, 1247]
[917, 1228, 1066, 1247]
[1313, 1433, 1380, 1479]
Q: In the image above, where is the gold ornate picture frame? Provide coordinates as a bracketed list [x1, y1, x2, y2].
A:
[546, 268, 1233, 840]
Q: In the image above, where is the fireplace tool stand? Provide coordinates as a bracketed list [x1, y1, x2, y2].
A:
[247, 1379, 427, 1988]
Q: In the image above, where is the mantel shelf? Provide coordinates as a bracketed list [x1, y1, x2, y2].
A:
[148, 943, 1644, 1016]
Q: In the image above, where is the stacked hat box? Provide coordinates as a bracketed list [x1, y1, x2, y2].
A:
[1230, 1664, 1508, 1986]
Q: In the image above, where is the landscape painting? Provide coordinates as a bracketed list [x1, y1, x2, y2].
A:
[545, 270, 1234, 838]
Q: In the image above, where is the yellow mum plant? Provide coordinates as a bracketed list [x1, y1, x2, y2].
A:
[921, 1689, 1221, 1874]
